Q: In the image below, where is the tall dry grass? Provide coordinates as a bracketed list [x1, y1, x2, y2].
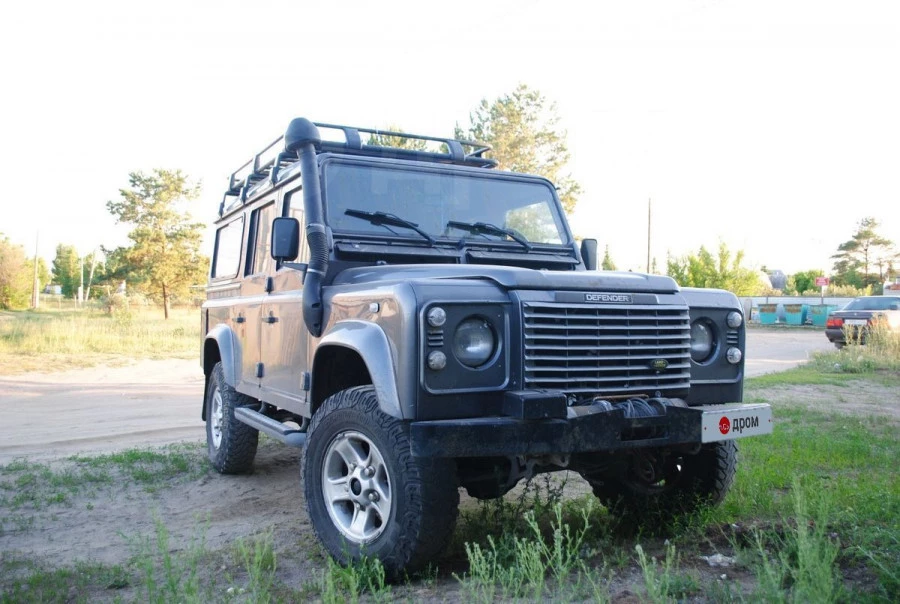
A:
[0, 307, 198, 374]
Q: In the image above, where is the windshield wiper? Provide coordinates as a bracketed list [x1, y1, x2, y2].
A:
[345, 209, 435, 246]
[446, 220, 532, 251]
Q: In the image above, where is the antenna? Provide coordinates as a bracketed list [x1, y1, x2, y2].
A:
[646, 198, 652, 273]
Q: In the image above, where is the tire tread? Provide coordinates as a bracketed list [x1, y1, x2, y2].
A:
[207, 362, 259, 474]
[304, 386, 459, 575]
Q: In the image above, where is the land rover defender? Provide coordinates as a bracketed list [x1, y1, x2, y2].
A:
[201, 118, 772, 574]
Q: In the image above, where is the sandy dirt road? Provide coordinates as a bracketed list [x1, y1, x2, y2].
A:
[0, 329, 832, 464]
[0, 359, 205, 463]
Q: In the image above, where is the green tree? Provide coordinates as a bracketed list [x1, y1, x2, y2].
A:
[455, 84, 581, 214]
[791, 269, 824, 295]
[94, 246, 129, 296]
[106, 169, 207, 318]
[367, 125, 428, 150]
[832, 217, 896, 289]
[0, 235, 32, 309]
[666, 242, 762, 296]
[601, 245, 617, 270]
[51, 244, 81, 298]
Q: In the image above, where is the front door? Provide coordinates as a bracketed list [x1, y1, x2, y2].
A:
[260, 186, 311, 415]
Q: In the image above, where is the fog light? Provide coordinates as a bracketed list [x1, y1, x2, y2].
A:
[726, 347, 742, 364]
[726, 311, 743, 329]
[427, 351, 447, 371]
[427, 307, 447, 327]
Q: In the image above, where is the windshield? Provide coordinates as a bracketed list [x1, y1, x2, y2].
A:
[322, 162, 569, 245]
[844, 297, 900, 311]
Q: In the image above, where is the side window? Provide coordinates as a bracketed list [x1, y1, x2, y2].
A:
[286, 187, 310, 263]
[211, 217, 244, 279]
[250, 203, 277, 275]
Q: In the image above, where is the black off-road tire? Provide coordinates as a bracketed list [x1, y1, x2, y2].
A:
[584, 441, 738, 518]
[205, 362, 259, 474]
[303, 386, 459, 577]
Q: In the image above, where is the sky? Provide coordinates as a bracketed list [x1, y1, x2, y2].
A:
[2, 0, 898, 276]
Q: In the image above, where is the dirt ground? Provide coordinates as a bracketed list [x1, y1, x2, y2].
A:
[3, 378, 896, 601]
[0, 330, 884, 600]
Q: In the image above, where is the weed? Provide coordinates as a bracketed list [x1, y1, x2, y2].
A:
[526, 501, 594, 583]
[234, 530, 278, 603]
[742, 481, 843, 603]
[131, 517, 210, 604]
[854, 535, 900, 600]
[320, 554, 391, 604]
[636, 542, 699, 602]
[455, 501, 599, 602]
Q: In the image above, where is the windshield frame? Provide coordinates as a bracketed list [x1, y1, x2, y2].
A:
[318, 155, 574, 249]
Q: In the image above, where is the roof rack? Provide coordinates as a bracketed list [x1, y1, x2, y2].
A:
[219, 121, 497, 216]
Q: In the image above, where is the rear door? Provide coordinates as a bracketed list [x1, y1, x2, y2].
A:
[235, 198, 278, 398]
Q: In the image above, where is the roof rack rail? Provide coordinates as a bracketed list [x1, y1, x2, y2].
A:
[219, 121, 496, 216]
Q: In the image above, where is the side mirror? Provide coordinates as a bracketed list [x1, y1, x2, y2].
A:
[271, 217, 300, 261]
[580, 238, 598, 271]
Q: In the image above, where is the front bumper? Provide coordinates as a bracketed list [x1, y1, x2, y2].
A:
[410, 401, 772, 458]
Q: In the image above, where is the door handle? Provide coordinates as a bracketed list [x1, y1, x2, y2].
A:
[235, 315, 246, 324]
[263, 316, 279, 324]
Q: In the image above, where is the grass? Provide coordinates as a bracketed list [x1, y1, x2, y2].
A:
[69, 445, 207, 488]
[442, 349, 900, 602]
[0, 306, 198, 374]
[0, 557, 129, 604]
[0, 444, 206, 519]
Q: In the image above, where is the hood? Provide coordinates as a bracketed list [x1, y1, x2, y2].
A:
[331, 264, 679, 293]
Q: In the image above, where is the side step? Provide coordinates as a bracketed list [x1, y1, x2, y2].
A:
[235, 407, 307, 447]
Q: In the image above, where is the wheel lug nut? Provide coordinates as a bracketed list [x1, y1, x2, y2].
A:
[365, 466, 375, 477]
[368, 492, 379, 502]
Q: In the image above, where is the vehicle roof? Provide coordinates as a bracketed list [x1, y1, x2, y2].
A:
[217, 121, 499, 220]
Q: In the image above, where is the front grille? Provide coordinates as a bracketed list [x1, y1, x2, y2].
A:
[523, 302, 691, 397]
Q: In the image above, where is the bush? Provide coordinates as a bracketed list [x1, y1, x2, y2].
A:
[826, 284, 872, 297]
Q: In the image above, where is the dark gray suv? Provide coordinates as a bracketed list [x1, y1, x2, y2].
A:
[201, 119, 772, 574]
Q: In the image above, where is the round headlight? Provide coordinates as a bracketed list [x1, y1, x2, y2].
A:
[690, 321, 715, 363]
[726, 347, 742, 364]
[452, 317, 496, 367]
[726, 311, 743, 329]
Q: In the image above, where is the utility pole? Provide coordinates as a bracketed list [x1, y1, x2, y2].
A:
[78, 255, 84, 307]
[646, 198, 652, 273]
[85, 248, 98, 301]
[31, 232, 40, 309]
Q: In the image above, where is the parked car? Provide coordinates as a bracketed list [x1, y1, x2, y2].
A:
[825, 295, 900, 348]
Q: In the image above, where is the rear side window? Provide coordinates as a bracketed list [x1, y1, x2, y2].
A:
[250, 203, 277, 275]
[845, 297, 900, 311]
[211, 217, 244, 279]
